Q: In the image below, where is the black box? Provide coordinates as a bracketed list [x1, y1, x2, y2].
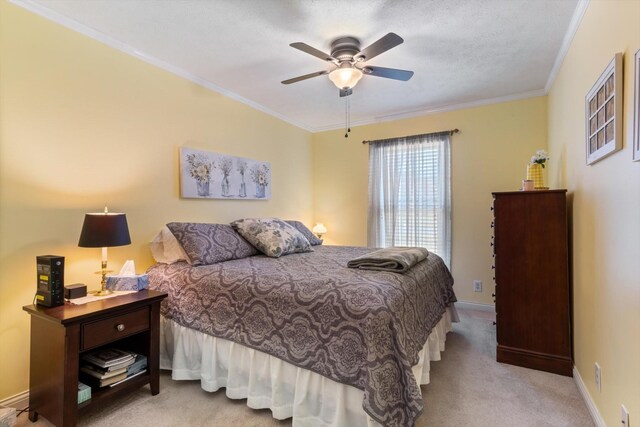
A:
[36, 255, 64, 307]
[64, 283, 87, 299]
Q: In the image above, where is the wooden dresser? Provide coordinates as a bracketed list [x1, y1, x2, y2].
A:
[491, 190, 572, 376]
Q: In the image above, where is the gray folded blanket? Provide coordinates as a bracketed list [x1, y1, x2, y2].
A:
[347, 246, 429, 273]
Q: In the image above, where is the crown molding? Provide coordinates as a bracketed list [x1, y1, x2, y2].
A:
[309, 89, 546, 133]
[9, 0, 315, 132]
[544, 0, 590, 93]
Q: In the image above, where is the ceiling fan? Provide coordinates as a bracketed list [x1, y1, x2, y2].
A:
[281, 33, 414, 97]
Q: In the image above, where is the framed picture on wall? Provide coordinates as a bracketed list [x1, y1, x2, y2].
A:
[585, 53, 623, 165]
[634, 49, 640, 162]
[179, 147, 271, 200]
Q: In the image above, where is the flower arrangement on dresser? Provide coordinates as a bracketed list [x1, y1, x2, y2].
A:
[526, 149, 549, 189]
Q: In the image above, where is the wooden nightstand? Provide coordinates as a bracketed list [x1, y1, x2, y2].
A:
[23, 290, 167, 427]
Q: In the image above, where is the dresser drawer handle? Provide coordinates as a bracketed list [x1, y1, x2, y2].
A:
[116, 323, 125, 332]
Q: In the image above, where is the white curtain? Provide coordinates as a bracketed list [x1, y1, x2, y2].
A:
[367, 132, 451, 267]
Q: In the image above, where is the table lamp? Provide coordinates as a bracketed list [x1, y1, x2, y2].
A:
[312, 223, 327, 239]
[78, 207, 131, 296]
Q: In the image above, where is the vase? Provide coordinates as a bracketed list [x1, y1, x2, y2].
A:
[256, 183, 265, 198]
[239, 182, 247, 198]
[221, 175, 230, 197]
[196, 180, 210, 196]
[526, 163, 546, 189]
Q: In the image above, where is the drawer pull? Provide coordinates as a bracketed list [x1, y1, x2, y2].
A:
[116, 323, 125, 332]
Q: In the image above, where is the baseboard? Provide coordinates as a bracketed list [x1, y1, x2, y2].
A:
[455, 301, 495, 312]
[0, 390, 28, 410]
[573, 366, 606, 427]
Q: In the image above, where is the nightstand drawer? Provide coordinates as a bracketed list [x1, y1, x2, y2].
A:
[82, 307, 149, 350]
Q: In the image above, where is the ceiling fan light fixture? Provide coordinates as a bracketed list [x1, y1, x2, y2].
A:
[328, 66, 363, 90]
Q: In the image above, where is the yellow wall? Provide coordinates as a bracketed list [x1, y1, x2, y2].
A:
[547, 0, 640, 424]
[0, 2, 313, 399]
[4, 1, 637, 423]
[312, 97, 548, 305]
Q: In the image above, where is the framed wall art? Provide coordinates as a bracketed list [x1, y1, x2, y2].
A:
[585, 52, 623, 165]
[179, 147, 271, 200]
[634, 49, 640, 162]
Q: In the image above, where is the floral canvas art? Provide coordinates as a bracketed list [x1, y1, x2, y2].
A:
[180, 147, 271, 200]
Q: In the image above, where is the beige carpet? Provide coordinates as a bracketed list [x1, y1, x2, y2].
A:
[16, 308, 594, 427]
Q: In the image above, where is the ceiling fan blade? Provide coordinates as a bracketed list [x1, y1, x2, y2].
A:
[363, 66, 414, 81]
[281, 70, 329, 85]
[355, 33, 404, 61]
[290, 42, 336, 62]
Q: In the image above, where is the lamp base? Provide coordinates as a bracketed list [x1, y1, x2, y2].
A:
[92, 288, 113, 296]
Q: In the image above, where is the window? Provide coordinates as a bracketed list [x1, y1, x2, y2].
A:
[367, 132, 451, 267]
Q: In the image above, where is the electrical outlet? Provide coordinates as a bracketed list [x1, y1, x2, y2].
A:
[473, 280, 482, 292]
[621, 404, 629, 427]
[595, 362, 601, 392]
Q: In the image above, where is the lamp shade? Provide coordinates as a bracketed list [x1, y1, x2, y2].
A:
[328, 66, 363, 89]
[312, 223, 327, 235]
[78, 213, 131, 248]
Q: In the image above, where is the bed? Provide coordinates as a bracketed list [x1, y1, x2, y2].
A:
[146, 221, 457, 427]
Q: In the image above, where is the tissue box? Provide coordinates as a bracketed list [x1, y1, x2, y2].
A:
[78, 382, 91, 404]
[105, 274, 149, 291]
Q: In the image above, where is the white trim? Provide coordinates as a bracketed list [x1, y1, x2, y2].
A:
[573, 366, 606, 427]
[9, 0, 315, 132]
[0, 390, 28, 410]
[455, 301, 495, 312]
[312, 90, 546, 132]
[544, 0, 590, 93]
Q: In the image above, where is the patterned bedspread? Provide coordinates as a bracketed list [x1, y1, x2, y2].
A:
[147, 245, 456, 427]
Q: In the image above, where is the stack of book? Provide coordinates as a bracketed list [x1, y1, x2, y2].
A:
[80, 348, 147, 388]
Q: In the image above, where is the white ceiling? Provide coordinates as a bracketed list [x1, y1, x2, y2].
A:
[16, 0, 583, 132]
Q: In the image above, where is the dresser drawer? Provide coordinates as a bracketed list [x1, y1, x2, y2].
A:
[82, 307, 149, 350]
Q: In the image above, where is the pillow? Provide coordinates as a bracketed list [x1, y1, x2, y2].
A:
[285, 220, 323, 245]
[166, 222, 259, 266]
[150, 226, 191, 264]
[231, 218, 313, 258]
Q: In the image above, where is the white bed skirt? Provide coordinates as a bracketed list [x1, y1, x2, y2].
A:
[160, 306, 459, 427]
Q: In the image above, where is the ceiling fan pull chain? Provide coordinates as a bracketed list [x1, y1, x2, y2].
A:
[348, 96, 351, 134]
[345, 96, 349, 138]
